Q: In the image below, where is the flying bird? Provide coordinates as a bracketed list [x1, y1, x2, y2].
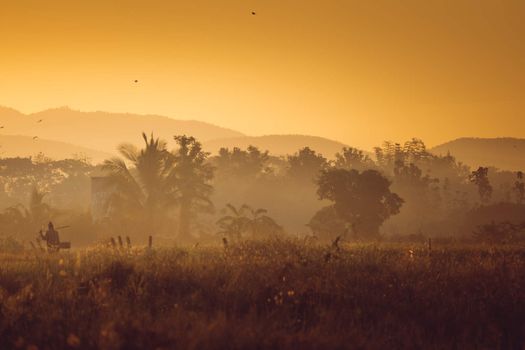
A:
[0, 126, 4, 129]
[37, 119, 43, 123]
[251, 11, 256, 15]
[33, 136, 38, 140]
[133, 80, 139, 83]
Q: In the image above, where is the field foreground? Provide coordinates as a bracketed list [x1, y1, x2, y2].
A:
[1, 240, 525, 349]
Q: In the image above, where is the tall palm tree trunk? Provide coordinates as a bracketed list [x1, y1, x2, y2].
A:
[178, 197, 192, 241]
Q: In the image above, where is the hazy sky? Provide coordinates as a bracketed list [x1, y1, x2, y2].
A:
[1, 0, 524, 150]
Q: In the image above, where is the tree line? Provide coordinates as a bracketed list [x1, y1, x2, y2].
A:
[0, 135, 524, 244]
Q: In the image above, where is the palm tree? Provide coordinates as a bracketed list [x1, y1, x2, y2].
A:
[242, 204, 282, 237]
[1, 187, 52, 238]
[216, 204, 282, 241]
[102, 133, 176, 235]
[169, 135, 214, 241]
[216, 204, 251, 241]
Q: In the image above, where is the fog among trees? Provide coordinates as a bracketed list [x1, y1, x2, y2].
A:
[1, 134, 524, 246]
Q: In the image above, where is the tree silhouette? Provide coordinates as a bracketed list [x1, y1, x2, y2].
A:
[2, 187, 53, 238]
[388, 160, 442, 234]
[316, 169, 403, 239]
[307, 205, 347, 241]
[216, 204, 281, 241]
[216, 204, 251, 241]
[334, 147, 374, 171]
[374, 138, 430, 171]
[393, 161, 438, 188]
[374, 141, 405, 170]
[469, 167, 493, 204]
[215, 145, 270, 178]
[102, 133, 214, 240]
[170, 135, 214, 241]
[514, 171, 525, 204]
[287, 147, 328, 181]
[102, 133, 175, 235]
[402, 138, 429, 164]
[242, 204, 282, 237]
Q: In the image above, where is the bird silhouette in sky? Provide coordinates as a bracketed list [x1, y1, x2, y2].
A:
[0, 126, 4, 129]
[134, 80, 139, 83]
[37, 119, 43, 123]
[251, 11, 256, 15]
[33, 136, 38, 140]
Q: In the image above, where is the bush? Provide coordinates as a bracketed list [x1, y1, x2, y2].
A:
[473, 221, 525, 244]
[0, 236, 24, 253]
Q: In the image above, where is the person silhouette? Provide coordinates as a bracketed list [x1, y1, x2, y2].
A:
[40, 222, 60, 252]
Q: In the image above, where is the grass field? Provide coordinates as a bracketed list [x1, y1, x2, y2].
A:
[1, 239, 525, 349]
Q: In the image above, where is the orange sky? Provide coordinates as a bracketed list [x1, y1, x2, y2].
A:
[1, 0, 524, 150]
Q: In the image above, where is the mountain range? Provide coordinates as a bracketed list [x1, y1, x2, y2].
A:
[0, 134, 112, 162]
[0, 106, 243, 156]
[0, 107, 350, 162]
[430, 137, 525, 171]
[0, 107, 523, 170]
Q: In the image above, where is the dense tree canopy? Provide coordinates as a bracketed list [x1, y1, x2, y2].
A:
[101, 133, 214, 240]
[170, 135, 214, 241]
[1, 136, 523, 244]
[469, 167, 493, 204]
[316, 168, 404, 239]
[287, 147, 328, 181]
[334, 147, 375, 171]
[214, 146, 270, 179]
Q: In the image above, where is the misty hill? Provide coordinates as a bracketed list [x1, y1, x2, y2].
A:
[0, 134, 112, 162]
[204, 135, 349, 158]
[431, 137, 525, 171]
[0, 107, 244, 155]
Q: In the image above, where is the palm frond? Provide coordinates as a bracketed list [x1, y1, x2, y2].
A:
[117, 143, 139, 163]
[225, 203, 239, 216]
[254, 208, 268, 216]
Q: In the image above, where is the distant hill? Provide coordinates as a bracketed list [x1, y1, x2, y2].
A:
[431, 137, 525, 171]
[0, 106, 244, 154]
[203, 135, 349, 158]
[0, 135, 112, 163]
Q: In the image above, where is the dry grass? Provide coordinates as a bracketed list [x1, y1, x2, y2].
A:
[1, 239, 525, 349]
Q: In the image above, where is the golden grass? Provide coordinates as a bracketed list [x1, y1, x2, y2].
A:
[1, 239, 525, 349]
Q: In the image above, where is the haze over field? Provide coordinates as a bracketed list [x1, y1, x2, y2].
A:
[2, 2, 525, 349]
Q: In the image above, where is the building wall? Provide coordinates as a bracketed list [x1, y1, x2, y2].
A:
[90, 177, 115, 222]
